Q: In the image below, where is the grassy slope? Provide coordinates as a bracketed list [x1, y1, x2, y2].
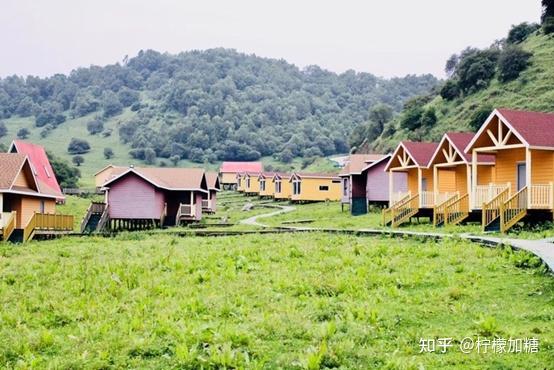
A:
[0, 233, 552, 368]
[377, 33, 554, 150]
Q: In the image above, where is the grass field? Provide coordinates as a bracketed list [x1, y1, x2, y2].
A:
[0, 232, 552, 369]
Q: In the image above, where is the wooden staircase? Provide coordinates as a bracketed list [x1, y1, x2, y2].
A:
[433, 194, 459, 227]
[1, 211, 17, 242]
[391, 194, 420, 227]
[482, 187, 511, 232]
[176, 203, 195, 225]
[80, 202, 108, 233]
[382, 193, 412, 226]
[445, 193, 470, 226]
[500, 186, 528, 233]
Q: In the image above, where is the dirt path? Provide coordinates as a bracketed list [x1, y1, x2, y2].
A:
[240, 204, 296, 227]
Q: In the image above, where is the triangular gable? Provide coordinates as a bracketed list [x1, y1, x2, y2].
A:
[429, 134, 468, 166]
[361, 154, 391, 173]
[465, 109, 527, 152]
[13, 158, 40, 192]
[385, 142, 418, 171]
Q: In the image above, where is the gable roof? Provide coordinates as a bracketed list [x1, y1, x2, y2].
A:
[386, 141, 438, 171]
[339, 154, 387, 176]
[429, 132, 495, 165]
[9, 140, 64, 198]
[205, 172, 221, 191]
[361, 154, 392, 173]
[466, 108, 554, 151]
[220, 161, 263, 173]
[103, 166, 208, 192]
[0, 153, 57, 199]
[271, 173, 292, 180]
[290, 172, 340, 181]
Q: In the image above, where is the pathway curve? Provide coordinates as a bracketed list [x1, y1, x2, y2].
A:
[240, 204, 296, 227]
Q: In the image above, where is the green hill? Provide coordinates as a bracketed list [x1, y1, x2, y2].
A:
[0, 49, 438, 186]
[370, 31, 554, 152]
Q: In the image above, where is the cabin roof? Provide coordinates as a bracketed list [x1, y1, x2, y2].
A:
[291, 172, 340, 181]
[497, 108, 554, 147]
[401, 141, 438, 167]
[9, 140, 63, 198]
[220, 161, 263, 173]
[339, 154, 387, 176]
[103, 166, 208, 192]
[271, 172, 292, 180]
[0, 153, 57, 199]
[429, 132, 495, 165]
[360, 154, 392, 172]
[205, 172, 221, 190]
[258, 172, 277, 179]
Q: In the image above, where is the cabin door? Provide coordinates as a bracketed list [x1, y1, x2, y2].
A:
[421, 178, 428, 191]
[517, 163, 526, 191]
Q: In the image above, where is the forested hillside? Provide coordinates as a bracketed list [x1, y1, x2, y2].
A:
[354, 18, 554, 153]
[0, 49, 437, 168]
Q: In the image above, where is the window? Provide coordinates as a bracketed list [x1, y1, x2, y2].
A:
[319, 185, 329, 191]
[238, 178, 241, 187]
[246, 178, 250, 188]
[275, 181, 281, 193]
[260, 180, 265, 191]
[293, 181, 301, 195]
[40, 200, 45, 213]
[343, 179, 348, 196]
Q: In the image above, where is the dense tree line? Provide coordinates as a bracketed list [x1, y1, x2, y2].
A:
[0, 49, 437, 163]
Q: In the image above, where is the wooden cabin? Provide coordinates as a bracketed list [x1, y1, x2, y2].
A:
[219, 161, 263, 189]
[339, 154, 396, 215]
[383, 141, 439, 226]
[272, 173, 292, 200]
[289, 173, 341, 202]
[9, 140, 65, 202]
[258, 172, 276, 198]
[0, 153, 73, 242]
[203, 172, 220, 213]
[428, 132, 495, 227]
[465, 108, 554, 232]
[243, 172, 261, 195]
[236, 172, 247, 192]
[94, 164, 125, 189]
[87, 166, 208, 232]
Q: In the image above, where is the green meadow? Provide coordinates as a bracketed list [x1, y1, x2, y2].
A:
[1, 232, 553, 369]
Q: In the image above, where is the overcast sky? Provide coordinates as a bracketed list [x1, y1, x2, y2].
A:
[0, 0, 541, 79]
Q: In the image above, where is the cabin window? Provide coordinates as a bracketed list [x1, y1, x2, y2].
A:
[238, 178, 241, 186]
[319, 185, 329, 191]
[275, 181, 281, 193]
[260, 180, 265, 191]
[293, 181, 301, 195]
[343, 179, 348, 196]
[40, 200, 45, 213]
[246, 178, 250, 188]
[44, 166, 51, 178]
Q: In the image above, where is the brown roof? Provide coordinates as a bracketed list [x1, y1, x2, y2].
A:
[498, 108, 554, 147]
[0, 153, 27, 189]
[339, 154, 387, 176]
[444, 132, 495, 164]
[104, 166, 207, 191]
[402, 141, 439, 167]
[205, 172, 220, 190]
[292, 172, 340, 180]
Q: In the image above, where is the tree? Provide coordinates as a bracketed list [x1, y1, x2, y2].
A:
[17, 128, 30, 139]
[104, 147, 114, 159]
[170, 155, 180, 166]
[440, 80, 460, 100]
[444, 54, 459, 77]
[507, 22, 540, 44]
[543, 16, 554, 34]
[72, 155, 84, 167]
[420, 107, 437, 127]
[456, 49, 499, 93]
[102, 91, 123, 117]
[542, 0, 554, 23]
[67, 138, 91, 154]
[366, 104, 393, 140]
[87, 119, 104, 135]
[144, 148, 156, 164]
[469, 104, 493, 131]
[498, 46, 533, 82]
[47, 152, 81, 188]
[0, 121, 7, 138]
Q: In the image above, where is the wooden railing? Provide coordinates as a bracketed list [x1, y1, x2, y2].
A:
[96, 205, 110, 232]
[1, 211, 16, 242]
[445, 193, 470, 225]
[80, 202, 106, 233]
[390, 191, 411, 207]
[435, 191, 459, 205]
[382, 208, 393, 226]
[202, 199, 210, 209]
[473, 183, 510, 209]
[500, 186, 528, 233]
[176, 203, 194, 224]
[383, 192, 412, 226]
[392, 194, 420, 227]
[23, 214, 37, 242]
[34, 213, 74, 231]
[420, 191, 434, 208]
[529, 183, 553, 209]
[433, 193, 459, 227]
[482, 187, 510, 232]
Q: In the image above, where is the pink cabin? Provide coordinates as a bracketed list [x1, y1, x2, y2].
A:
[98, 166, 208, 230]
[203, 172, 221, 213]
[339, 154, 407, 215]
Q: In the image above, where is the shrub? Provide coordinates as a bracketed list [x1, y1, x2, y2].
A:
[498, 46, 532, 82]
[170, 155, 180, 166]
[67, 138, 91, 154]
[47, 152, 81, 188]
[542, 16, 554, 34]
[104, 147, 114, 159]
[144, 148, 156, 164]
[469, 104, 493, 131]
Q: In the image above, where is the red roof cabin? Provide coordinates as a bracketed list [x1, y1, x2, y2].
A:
[219, 161, 263, 189]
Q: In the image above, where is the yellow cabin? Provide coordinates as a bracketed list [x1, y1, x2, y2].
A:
[244, 172, 261, 194]
[236, 173, 246, 192]
[289, 173, 341, 202]
[466, 108, 554, 232]
[94, 164, 126, 188]
[219, 162, 263, 189]
[428, 132, 495, 227]
[258, 172, 275, 198]
[0, 154, 73, 242]
[273, 173, 292, 200]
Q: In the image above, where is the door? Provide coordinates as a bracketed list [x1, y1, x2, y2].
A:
[421, 178, 428, 191]
[517, 163, 526, 191]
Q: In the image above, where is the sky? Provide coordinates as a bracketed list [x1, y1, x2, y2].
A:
[0, 0, 542, 79]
